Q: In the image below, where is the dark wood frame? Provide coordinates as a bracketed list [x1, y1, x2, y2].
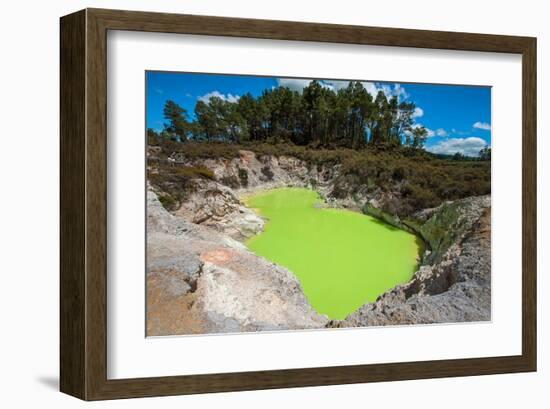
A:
[60, 8, 537, 400]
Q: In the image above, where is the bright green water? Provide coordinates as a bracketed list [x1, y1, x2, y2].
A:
[245, 188, 422, 320]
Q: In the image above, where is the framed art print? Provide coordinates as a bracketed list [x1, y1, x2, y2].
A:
[60, 8, 536, 400]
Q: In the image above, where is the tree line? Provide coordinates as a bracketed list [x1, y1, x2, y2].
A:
[150, 80, 431, 149]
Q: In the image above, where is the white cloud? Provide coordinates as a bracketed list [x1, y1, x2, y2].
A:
[412, 107, 424, 118]
[362, 82, 378, 96]
[473, 121, 491, 130]
[405, 123, 435, 138]
[389, 83, 408, 100]
[277, 78, 346, 92]
[277, 78, 409, 101]
[427, 137, 488, 157]
[363, 82, 408, 101]
[198, 90, 240, 103]
[277, 78, 314, 91]
[408, 126, 446, 138]
[435, 128, 448, 137]
[318, 80, 349, 91]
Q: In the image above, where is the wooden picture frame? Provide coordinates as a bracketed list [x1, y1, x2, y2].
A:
[60, 8, 537, 400]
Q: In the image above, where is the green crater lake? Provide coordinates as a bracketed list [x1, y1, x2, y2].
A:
[245, 188, 422, 320]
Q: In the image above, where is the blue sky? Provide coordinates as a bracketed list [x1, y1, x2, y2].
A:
[146, 71, 491, 156]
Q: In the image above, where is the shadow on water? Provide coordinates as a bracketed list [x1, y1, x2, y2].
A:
[366, 216, 401, 232]
[366, 214, 427, 262]
[414, 235, 427, 262]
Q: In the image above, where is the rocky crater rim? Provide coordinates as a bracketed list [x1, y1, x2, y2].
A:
[147, 149, 491, 332]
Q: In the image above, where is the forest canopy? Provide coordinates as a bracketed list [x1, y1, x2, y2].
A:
[150, 80, 432, 150]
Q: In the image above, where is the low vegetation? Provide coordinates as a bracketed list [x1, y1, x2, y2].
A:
[148, 164, 214, 210]
[148, 139, 490, 216]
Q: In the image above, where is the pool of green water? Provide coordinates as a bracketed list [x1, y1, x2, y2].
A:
[244, 187, 422, 320]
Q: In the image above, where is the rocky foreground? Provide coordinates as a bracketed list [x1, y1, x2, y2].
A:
[147, 190, 328, 336]
[147, 150, 491, 335]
